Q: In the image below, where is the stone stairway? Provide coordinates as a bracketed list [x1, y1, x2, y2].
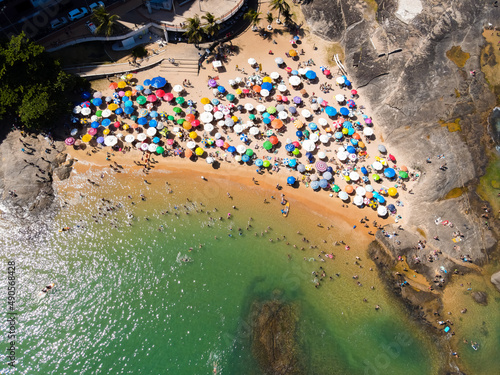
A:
[160, 58, 199, 75]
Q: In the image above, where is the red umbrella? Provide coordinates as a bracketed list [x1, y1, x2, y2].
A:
[147, 94, 157, 102]
[114, 121, 121, 128]
[292, 141, 300, 148]
[323, 69, 331, 76]
[351, 89, 357, 95]
[156, 89, 165, 97]
[269, 135, 279, 145]
[109, 82, 118, 90]
[192, 119, 200, 127]
[389, 154, 396, 162]
[163, 93, 174, 101]
[167, 139, 174, 145]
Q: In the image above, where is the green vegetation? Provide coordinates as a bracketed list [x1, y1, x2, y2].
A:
[446, 45, 470, 68]
[477, 153, 500, 213]
[132, 45, 148, 59]
[92, 7, 120, 36]
[184, 15, 203, 45]
[0, 33, 82, 130]
[270, 0, 290, 21]
[244, 9, 262, 28]
[266, 12, 274, 25]
[202, 12, 220, 38]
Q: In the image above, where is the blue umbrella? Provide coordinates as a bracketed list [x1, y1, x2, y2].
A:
[96, 136, 104, 144]
[339, 107, 349, 116]
[294, 35, 300, 40]
[217, 86, 226, 93]
[102, 119, 111, 127]
[143, 79, 152, 86]
[255, 159, 263, 167]
[348, 128, 355, 136]
[135, 85, 144, 91]
[334, 132, 343, 139]
[187, 100, 193, 106]
[112, 92, 119, 99]
[325, 106, 337, 116]
[263, 112, 271, 118]
[287, 176, 296, 185]
[373, 192, 380, 199]
[124, 106, 134, 115]
[149, 120, 158, 128]
[285, 143, 295, 152]
[346, 145, 356, 154]
[387, 204, 396, 212]
[227, 146, 236, 153]
[115, 108, 124, 115]
[344, 80, 351, 87]
[151, 76, 166, 88]
[305, 70, 317, 80]
[376, 195, 386, 204]
[289, 106, 297, 114]
[137, 117, 148, 125]
[242, 154, 250, 162]
[289, 159, 297, 167]
[92, 98, 102, 106]
[323, 172, 332, 180]
[240, 134, 249, 142]
[343, 121, 352, 128]
[319, 179, 328, 189]
[326, 166, 334, 173]
[261, 82, 272, 91]
[311, 181, 320, 190]
[291, 70, 299, 75]
[153, 137, 160, 143]
[81, 91, 91, 99]
[91, 121, 100, 129]
[384, 168, 396, 178]
[150, 111, 159, 118]
[211, 98, 220, 105]
[124, 100, 134, 107]
[361, 167, 368, 175]
[113, 98, 121, 105]
[350, 139, 358, 146]
[263, 118, 271, 124]
[308, 122, 317, 131]
[296, 130, 303, 138]
[143, 88, 152, 95]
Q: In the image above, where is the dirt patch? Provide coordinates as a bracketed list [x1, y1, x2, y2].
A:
[446, 45, 470, 68]
[440, 118, 462, 132]
[444, 187, 466, 200]
[480, 29, 500, 88]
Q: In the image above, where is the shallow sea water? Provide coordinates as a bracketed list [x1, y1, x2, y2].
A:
[0, 168, 444, 374]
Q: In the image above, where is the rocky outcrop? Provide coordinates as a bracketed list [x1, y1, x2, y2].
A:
[491, 270, 500, 292]
[471, 291, 488, 305]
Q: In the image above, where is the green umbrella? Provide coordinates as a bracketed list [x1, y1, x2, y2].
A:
[332, 184, 340, 192]
[398, 171, 408, 179]
[372, 174, 380, 181]
[245, 148, 254, 156]
[292, 148, 300, 156]
[249, 114, 256, 120]
[177, 118, 185, 125]
[95, 110, 102, 117]
[303, 130, 310, 137]
[263, 160, 271, 167]
[131, 115, 138, 121]
[136, 96, 147, 105]
[263, 141, 273, 150]
[176, 96, 185, 104]
[226, 93, 235, 102]
[156, 146, 165, 154]
[267, 106, 276, 114]
[173, 107, 182, 114]
[266, 130, 274, 137]
[167, 115, 175, 121]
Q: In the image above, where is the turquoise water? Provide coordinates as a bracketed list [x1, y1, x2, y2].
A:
[1, 170, 442, 374]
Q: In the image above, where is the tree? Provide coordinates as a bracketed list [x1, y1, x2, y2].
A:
[184, 15, 203, 46]
[244, 9, 262, 28]
[0, 33, 82, 130]
[270, 0, 290, 21]
[202, 12, 220, 38]
[266, 12, 274, 25]
[91, 7, 120, 37]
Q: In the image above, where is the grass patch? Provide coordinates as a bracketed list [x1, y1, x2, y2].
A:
[477, 153, 500, 213]
[446, 46, 470, 68]
[362, 0, 378, 13]
[441, 118, 461, 132]
[444, 187, 466, 199]
[455, 88, 461, 98]
[325, 42, 345, 65]
[481, 29, 500, 88]
[416, 228, 427, 239]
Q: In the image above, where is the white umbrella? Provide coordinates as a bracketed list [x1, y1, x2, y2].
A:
[140, 142, 149, 151]
[234, 124, 243, 133]
[73, 106, 81, 114]
[212, 88, 219, 96]
[157, 122, 164, 130]
[311, 103, 319, 111]
[257, 104, 267, 112]
[206, 156, 214, 164]
[200, 112, 214, 123]
[187, 141, 196, 149]
[335, 94, 345, 102]
[217, 120, 225, 127]
[318, 118, 328, 126]
[81, 107, 91, 116]
[148, 143, 157, 153]
[102, 109, 112, 118]
[260, 89, 270, 97]
[146, 127, 157, 136]
[289, 76, 301, 86]
[104, 135, 118, 147]
[298, 68, 308, 75]
[278, 111, 288, 120]
[204, 104, 214, 112]
[248, 58, 257, 65]
[310, 174, 318, 181]
[336, 77, 345, 85]
[377, 206, 388, 217]
[349, 171, 360, 181]
[372, 161, 383, 170]
[301, 109, 312, 118]
[235, 77, 242, 84]
[234, 155, 242, 162]
[135, 142, 142, 149]
[125, 134, 135, 143]
[349, 154, 357, 161]
[365, 185, 374, 192]
[339, 191, 349, 200]
[214, 132, 222, 139]
[302, 140, 315, 152]
[173, 85, 184, 92]
[363, 127, 374, 136]
[337, 151, 348, 161]
[285, 138, 292, 144]
[137, 133, 147, 141]
[277, 84, 287, 92]
[90, 115, 98, 122]
[310, 133, 319, 142]
[228, 79, 236, 86]
[318, 151, 327, 159]
[236, 144, 247, 154]
[249, 126, 260, 135]
[356, 187, 366, 196]
[225, 118, 234, 127]
[172, 126, 180, 133]
[204, 123, 214, 132]
[319, 134, 329, 144]
[244, 103, 254, 111]
[70, 128, 78, 136]
[353, 195, 364, 206]
[270, 72, 280, 80]
[214, 111, 224, 119]
[274, 57, 284, 65]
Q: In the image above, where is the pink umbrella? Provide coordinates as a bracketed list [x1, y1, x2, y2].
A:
[163, 93, 174, 101]
[192, 119, 200, 127]
[118, 91, 125, 97]
[166, 139, 174, 145]
[88, 128, 97, 135]
[292, 141, 300, 148]
[351, 89, 358, 95]
[242, 88, 250, 94]
[282, 96, 288, 102]
[323, 69, 331, 76]
[156, 89, 165, 97]
[147, 94, 157, 102]
[114, 121, 121, 128]
[65, 137, 75, 145]
[216, 139, 224, 147]
[364, 118, 372, 124]
[321, 101, 328, 107]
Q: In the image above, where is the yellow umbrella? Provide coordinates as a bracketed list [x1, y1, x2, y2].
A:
[103, 128, 110, 135]
[231, 115, 238, 122]
[126, 73, 133, 80]
[123, 124, 129, 130]
[195, 147, 204, 156]
[294, 120, 303, 129]
[183, 122, 192, 130]
[125, 90, 132, 97]
[235, 88, 242, 95]
[82, 134, 92, 142]
[305, 164, 312, 171]
[189, 131, 197, 139]
[289, 49, 297, 57]
[108, 103, 118, 111]
[201, 97, 210, 104]
[176, 132, 183, 137]
[388, 187, 398, 197]
[118, 81, 127, 89]
[342, 128, 348, 135]
[263, 76, 272, 83]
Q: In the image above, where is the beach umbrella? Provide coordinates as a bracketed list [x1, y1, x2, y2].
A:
[262, 82, 273, 91]
[143, 79, 152, 86]
[151, 76, 166, 88]
[267, 106, 277, 114]
[137, 117, 148, 125]
[244, 103, 254, 111]
[92, 98, 102, 106]
[81, 107, 91, 116]
[260, 89, 270, 97]
[208, 79, 217, 88]
[147, 94, 158, 103]
[195, 147, 204, 156]
[241, 154, 250, 163]
[349, 171, 360, 181]
[186, 141, 196, 149]
[278, 84, 287, 92]
[149, 120, 158, 128]
[248, 58, 257, 65]
[353, 195, 364, 206]
[302, 140, 315, 152]
[388, 187, 398, 197]
[65, 137, 75, 145]
[147, 127, 157, 136]
[360, 166, 368, 175]
[256, 104, 266, 113]
[331, 184, 340, 193]
[346, 145, 356, 154]
[338, 191, 348, 200]
[399, 171, 409, 179]
[136, 96, 147, 105]
[308, 122, 318, 131]
[263, 160, 271, 168]
[189, 131, 197, 139]
[323, 171, 333, 181]
[372, 173, 381, 181]
[269, 135, 279, 145]
[82, 134, 93, 143]
[377, 206, 388, 217]
[339, 107, 349, 116]
[173, 85, 183, 93]
[335, 94, 345, 102]
[372, 161, 383, 170]
[271, 119, 283, 129]
[147, 143, 157, 153]
[387, 204, 396, 213]
[175, 96, 185, 105]
[155, 146, 164, 154]
[311, 181, 320, 190]
[249, 126, 260, 135]
[365, 185, 374, 192]
[124, 100, 134, 108]
[234, 124, 243, 133]
[263, 140, 273, 150]
[285, 143, 295, 152]
[301, 109, 312, 118]
[287, 176, 296, 185]
[305, 70, 317, 80]
[297, 164, 306, 173]
[316, 161, 328, 172]
[337, 151, 348, 161]
[73, 105, 82, 114]
[244, 148, 253, 157]
[217, 86, 226, 94]
[255, 159, 263, 167]
[289, 76, 301, 86]
[319, 134, 329, 144]
[227, 146, 236, 153]
[275, 57, 284, 65]
[384, 168, 396, 178]
[115, 108, 124, 115]
[235, 145, 246, 154]
[152, 136, 160, 144]
[103, 135, 117, 147]
[296, 130, 303, 138]
[378, 144, 387, 153]
[225, 118, 235, 127]
[125, 134, 135, 143]
[226, 93, 235, 102]
[293, 96, 302, 104]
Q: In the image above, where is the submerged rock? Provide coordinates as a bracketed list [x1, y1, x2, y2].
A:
[491, 271, 500, 292]
[471, 291, 488, 305]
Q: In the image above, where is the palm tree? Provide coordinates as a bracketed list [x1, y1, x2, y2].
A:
[91, 7, 120, 37]
[266, 12, 274, 25]
[184, 15, 203, 46]
[202, 12, 220, 38]
[244, 9, 262, 28]
[270, 0, 290, 21]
